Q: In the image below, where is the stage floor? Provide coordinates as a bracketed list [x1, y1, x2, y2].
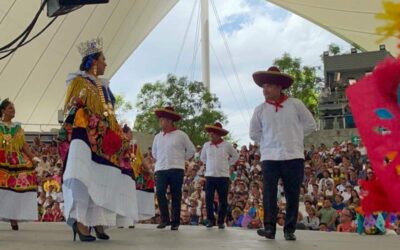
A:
[0, 222, 398, 250]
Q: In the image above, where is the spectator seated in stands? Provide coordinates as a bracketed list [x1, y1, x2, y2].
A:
[180, 207, 191, 225]
[337, 208, 356, 233]
[317, 199, 337, 231]
[229, 208, 244, 227]
[189, 198, 200, 225]
[319, 223, 329, 232]
[332, 194, 346, 211]
[300, 207, 320, 230]
[41, 205, 55, 222]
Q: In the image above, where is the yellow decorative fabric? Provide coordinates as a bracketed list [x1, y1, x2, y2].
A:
[0, 126, 25, 154]
[0, 122, 36, 191]
[64, 76, 118, 130]
[131, 145, 143, 177]
[376, 1, 400, 44]
[74, 108, 88, 128]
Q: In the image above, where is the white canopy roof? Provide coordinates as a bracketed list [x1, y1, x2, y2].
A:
[269, 0, 398, 54]
[1, 0, 397, 131]
[0, 0, 177, 130]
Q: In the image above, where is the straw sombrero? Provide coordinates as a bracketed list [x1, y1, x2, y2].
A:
[205, 122, 229, 136]
[252, 66, 294, 89]
[154, 106, 182, 121]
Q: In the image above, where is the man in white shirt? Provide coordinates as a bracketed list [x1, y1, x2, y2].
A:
[200, 122, 239, 229]
[250, 66, 316, 241]
[152, 106, 196, 230]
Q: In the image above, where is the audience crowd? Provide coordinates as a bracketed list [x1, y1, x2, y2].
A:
[30, 135, 400, 234]
[30, 137, 64, 222]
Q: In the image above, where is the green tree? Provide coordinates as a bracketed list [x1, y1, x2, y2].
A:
[114, 94, 134, 121]
[134, 75, 227, 146]
[328, 43, 341, 55]
[273, 53, 319, 115]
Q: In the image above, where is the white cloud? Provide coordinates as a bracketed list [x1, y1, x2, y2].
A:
[111, 0, 350, 145]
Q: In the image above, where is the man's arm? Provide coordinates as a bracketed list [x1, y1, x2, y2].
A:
[296, 100, 317, 136]
[152, 135, 158, 161]
[184, 133, 196, 160]
[200, 143, 207, 164]
[228, 143, 240, 165]
[249, 106, 262, 143]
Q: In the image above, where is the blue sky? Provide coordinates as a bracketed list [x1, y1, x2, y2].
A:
[111, 0, 350, 145]
[220, 13, 251, 33]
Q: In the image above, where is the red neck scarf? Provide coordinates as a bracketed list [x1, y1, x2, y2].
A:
[163, 127, 177, 136]
[211, 139, 224, 148]
[266, 94, 288, 112]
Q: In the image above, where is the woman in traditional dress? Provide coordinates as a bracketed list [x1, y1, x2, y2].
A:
[0, 98, 40, 230]
[61, 38, 143, 242]
[120, 124, 155, 226]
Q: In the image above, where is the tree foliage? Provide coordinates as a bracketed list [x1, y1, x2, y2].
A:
[134, 75, 227, 146]
[328, 43, 341, 55]
[273, 53, 319, 115]
[114, 94, 134, 121]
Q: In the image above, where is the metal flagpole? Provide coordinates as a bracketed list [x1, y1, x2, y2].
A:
[201, 0, 210, 91]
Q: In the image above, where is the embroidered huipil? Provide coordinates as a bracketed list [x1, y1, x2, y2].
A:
[0, 121, 37, 192]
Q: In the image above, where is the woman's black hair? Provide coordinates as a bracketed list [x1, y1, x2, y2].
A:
[122, 124, 132, 133]
[79, 52, 102, 71]
[0, 98, 12, 117]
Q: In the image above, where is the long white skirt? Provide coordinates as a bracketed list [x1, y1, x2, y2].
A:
[0, 189, 37, 221]
[63, 138, 139, 227]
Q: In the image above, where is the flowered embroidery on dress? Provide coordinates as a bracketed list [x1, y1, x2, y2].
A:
[0, 170, 9, 187]
[0, 123, 29, 167]
[0, 171, 36, 190]
[0, 121, 36, 191]
[59, 77, 124, 168]
[16, 172, 30, 188]
[135, 171, 155, 190]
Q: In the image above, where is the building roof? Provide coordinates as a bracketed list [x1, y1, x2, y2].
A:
[323, 50, 392, 72]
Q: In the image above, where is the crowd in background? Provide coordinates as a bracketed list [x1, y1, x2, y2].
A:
[142, 140, 399, 234]
[29, 135, 400, 234]
[31, 137, 64, 222]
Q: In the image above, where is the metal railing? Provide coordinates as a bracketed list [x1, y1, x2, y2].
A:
[21, 123, 61, 133]
[318, 115, 355, 130]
